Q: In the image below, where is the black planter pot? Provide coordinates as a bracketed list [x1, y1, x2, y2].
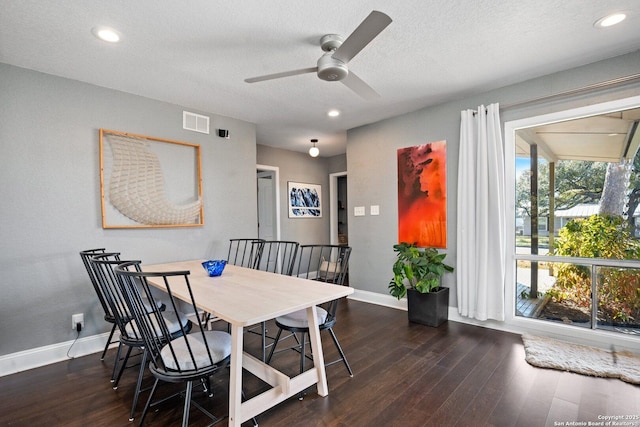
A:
[407, 287, 449, 327]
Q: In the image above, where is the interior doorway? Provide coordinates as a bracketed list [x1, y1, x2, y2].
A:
[256, 165, 280, 240]
[330, 172, 348, 245]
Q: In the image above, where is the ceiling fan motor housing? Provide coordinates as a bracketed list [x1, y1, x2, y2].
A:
[317, 53, 348, 81]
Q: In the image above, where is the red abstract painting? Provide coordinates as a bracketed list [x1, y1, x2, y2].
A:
[397, 141, 447, 248]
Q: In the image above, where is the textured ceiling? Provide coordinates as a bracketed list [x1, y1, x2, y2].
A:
[1, 1, 640, 157]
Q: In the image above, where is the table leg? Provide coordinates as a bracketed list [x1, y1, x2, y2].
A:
[228, 323, 244, 427]
[306, 305, 328, 396]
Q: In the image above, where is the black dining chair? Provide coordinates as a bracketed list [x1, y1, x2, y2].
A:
[250, 240, 299, 361]
[91, 253, 191, 422]
[266, 245, 353, 380]
[115, 261, 235, 427]
[81, 248, 166, 382]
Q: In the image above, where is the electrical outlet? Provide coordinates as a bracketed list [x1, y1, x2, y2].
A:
[72, 313, 84, 331]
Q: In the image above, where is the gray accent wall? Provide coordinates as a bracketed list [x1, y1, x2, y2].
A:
[327, 151, 347, 173]
[346, 50, 640, 303]
[0, 63, 258, 356]
[256, 144, 346, 244]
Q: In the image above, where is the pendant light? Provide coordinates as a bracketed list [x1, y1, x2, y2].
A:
[309, 139, 320, 157]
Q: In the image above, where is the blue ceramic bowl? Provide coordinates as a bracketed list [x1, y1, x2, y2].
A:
[202, 259, 227, 277]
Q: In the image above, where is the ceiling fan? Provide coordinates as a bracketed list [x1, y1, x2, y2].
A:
[244, 11, 392, 100]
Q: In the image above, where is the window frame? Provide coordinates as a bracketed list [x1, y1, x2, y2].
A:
[503, 94, 640, 343]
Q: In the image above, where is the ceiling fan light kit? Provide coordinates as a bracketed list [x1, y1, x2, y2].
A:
[317, 52, 348, 81]
[244, 11, 392, 99]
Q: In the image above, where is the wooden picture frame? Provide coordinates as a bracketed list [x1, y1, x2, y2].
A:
[288, 181, 322, 218]
[99, 129, 203, 229]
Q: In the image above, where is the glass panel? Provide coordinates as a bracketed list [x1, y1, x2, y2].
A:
[512, 105, 640, 336]
[596, 266, 640, 336]
[515, 107, 640, 260]
[516, 260, 592, 329]
[515, 156, 550, 255]
[516, 260, 543, 318]
[543, 261, 592, 328]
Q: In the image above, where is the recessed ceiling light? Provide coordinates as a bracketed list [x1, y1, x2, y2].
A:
[327, 109, 340, 117]
[91, 26, 121, 43]
[594, 13, 626, 28]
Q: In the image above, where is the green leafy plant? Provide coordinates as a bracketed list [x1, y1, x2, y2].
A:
[389, 242, 454, 300]
[520, 289, 541, 299]
[550, 214, 640, 323]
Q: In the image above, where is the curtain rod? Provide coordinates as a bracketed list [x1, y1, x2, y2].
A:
[500, 72, 640, 110]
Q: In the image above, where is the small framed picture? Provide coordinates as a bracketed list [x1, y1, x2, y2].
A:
[288, 181, 321, 218]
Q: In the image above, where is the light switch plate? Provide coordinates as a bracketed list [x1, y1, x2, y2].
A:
[354, 206, 365, 216]
[370, 205, 380, 216]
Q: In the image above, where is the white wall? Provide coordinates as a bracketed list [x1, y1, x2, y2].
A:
[0, 63, 258, 359]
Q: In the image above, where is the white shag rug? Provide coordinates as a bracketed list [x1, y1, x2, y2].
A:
[521, 334, 640, 385]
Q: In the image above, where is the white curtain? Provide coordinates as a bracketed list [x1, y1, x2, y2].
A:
[456, 103, 506, 321]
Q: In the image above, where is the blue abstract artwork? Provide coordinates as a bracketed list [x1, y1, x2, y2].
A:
[288, 181, 322, 218]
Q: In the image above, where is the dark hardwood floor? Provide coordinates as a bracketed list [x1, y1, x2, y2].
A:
[1, 299, 638, 426]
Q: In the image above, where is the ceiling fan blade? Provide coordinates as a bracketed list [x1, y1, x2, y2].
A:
[245, 67, 318, 83]
[332, 11, 392, 64]
[341, 71, 380, 100]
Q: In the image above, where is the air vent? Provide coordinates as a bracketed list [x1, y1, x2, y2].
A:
[182, 111, 210, 134]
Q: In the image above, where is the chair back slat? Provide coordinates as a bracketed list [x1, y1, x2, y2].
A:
[294, 245, 351, 321]
[89, 253, 144, 341]
[254, 240, 299, 275]
[80, 248, 111, 316]
[227, 238, 264, 268]
[295, 245, 351, 285]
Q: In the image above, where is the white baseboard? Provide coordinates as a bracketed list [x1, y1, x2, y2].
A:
[0, 331, 119, 377]
[349, 289, 640, 354]
[349, 288, 407, 310]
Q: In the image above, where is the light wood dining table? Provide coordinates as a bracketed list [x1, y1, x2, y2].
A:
[142, 259, 354, 426]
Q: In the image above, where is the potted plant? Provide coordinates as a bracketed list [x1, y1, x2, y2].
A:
[389, 242, 454, 327]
